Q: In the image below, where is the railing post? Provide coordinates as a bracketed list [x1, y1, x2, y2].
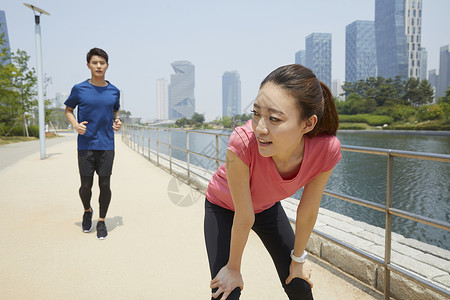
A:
[186, 131, 190, 184]
[148, 127, 151, 161]
[169, 129, 172, 174]
[384, 150, 394, 300]
[215, 134, 219, 170]
[156, 128, 160, 167]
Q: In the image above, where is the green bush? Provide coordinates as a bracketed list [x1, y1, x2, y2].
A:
[339, 114, 393, 126]
[384, 123, 450, 131]
[338, 124, 366, 130]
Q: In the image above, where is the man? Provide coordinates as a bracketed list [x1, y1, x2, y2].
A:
[64, 48, 121, 239]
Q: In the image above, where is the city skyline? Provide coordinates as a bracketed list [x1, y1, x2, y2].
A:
[1, 1, 449, 121]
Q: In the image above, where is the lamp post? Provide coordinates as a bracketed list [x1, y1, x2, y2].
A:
[24, 3, 50, 160]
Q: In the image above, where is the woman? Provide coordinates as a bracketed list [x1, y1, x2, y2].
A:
[204, 64, 341, 300]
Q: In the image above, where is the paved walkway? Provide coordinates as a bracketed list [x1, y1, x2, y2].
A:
[0, 134, 379, 299]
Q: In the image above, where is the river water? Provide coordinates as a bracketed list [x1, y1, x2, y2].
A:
[134, 128, 450, 250]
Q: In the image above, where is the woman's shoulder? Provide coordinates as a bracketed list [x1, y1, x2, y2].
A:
[231, 120, 255, 145]
[308, 134, 341, 150]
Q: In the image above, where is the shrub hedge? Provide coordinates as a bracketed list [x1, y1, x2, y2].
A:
[339, 114, 394, 126]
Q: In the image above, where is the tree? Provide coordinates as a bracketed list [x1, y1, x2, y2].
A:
[0, 28, 39, 136]
[191, 112, 205, 124]
[175, 117, 188, 127]
[437, 89, 450, 105]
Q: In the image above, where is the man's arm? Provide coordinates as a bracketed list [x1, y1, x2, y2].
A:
[112, 110, 122, 132]
[65, 106, 87, 135]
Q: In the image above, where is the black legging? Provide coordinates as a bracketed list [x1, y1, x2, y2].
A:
[79, 175, 111, 219]
[204, 199, 313, 300]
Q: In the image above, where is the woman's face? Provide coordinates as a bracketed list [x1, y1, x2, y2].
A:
[251, 82, 310, 159]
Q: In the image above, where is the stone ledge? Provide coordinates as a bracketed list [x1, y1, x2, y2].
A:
[281, 198, 450, 300]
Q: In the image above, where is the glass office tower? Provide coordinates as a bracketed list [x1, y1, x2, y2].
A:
[169, 61, 195, 120]
[295, 50, 306, 66]
[345, 20, 377, 83]
[375, 0, 423, 79]
[305, 33, 332, 88]
[375, 0, 408, 79]
[222, 71, 241, 118]
[0, 10, 11, 65]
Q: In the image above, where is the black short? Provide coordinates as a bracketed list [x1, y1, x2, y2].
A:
[78, 150, 115, 176]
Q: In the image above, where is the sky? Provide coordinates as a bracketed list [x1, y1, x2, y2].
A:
[1, 0, 449, 121]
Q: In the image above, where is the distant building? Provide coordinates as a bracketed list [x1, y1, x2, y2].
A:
[428, 69, 439, 103]
[295, 50, 305, 66]
[156, 78, 168, 120]
[419, 47, 427, 81]
[305, 33, 332, 88]
[222, 71, 241, 117]
[0, 10, 11, 65]
[168, 61, 195, 120]
[54, 92, 69, 109]
[375, 0, 423, 79]
[438, 45, 450, 99]
[332, 79, 344, 100]
[345, 20, 377, 83]
[405, 0, 423, 79]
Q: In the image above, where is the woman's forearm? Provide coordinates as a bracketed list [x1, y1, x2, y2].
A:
[293, 211, 318, 256]
[227, 214, 254, 271]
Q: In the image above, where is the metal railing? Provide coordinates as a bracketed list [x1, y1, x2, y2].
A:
[122, 124, 450, 299]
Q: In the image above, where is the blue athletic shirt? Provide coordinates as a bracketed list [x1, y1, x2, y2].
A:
[64, 80, 120, 150]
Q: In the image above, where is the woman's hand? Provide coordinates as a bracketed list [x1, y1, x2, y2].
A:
[285, 260, 313, 288]
[210, 265, 244, 300]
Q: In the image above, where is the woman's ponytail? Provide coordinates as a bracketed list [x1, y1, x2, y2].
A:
[307, 82, 339, 137]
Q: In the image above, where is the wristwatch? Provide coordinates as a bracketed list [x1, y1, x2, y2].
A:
[114, 118, 122, 122]
[291, 250, 308, 263]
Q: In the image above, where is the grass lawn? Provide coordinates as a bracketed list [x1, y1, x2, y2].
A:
[0, 133, 59, 146]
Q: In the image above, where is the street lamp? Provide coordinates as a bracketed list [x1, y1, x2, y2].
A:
[24, 3, 50, 160]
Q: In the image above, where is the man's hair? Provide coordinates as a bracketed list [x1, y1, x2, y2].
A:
[86, 48, 108, 63]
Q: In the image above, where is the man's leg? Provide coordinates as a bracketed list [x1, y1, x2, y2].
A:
[79, 175, 94, 232]
[79, 175, 94, 209]
[98, 175, 111, 220]
[95, 150, 115, 239]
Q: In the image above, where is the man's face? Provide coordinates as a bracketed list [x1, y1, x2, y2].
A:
[87, 55, 108, 78]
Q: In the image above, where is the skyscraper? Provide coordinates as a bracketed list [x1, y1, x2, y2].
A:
[437, 45, 450, 99]
[54, 92, 69, 109]
[428, 69, 439, 103]
[305, 33, 332, 88]
[0, 10, 11, 65]
[375, 0, 423, 79]
[168, 61, 195, 120]
[295, 50, 305, 66]
[405, 0, 423, 78]
[345, 20, 377, 83]
[332, 79, 344, 100]
[157, 78, 169, 120]
[222, 71, 241, 117]
[419, 47, 427, 81]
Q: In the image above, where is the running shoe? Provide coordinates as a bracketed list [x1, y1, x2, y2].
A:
[97, 220, 108, 239]
[82, 208, 93, 232]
